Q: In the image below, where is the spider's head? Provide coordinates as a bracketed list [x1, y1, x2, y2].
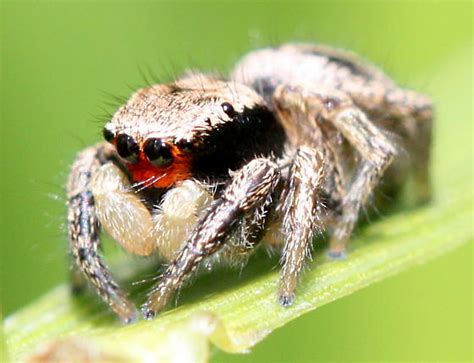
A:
[102, 74, 268, 189]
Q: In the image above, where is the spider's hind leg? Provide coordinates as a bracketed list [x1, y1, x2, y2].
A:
[327, 105, 397, 257]
[273, 84, 397, 258]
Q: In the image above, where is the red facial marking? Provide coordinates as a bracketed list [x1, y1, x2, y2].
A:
[127, 144, 192, 189]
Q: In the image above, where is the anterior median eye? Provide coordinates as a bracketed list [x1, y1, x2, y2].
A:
[144, 138, 173, 168]
[116, 134, 139, 163]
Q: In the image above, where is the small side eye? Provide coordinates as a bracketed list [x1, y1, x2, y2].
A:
[221, 102, 236, 118]
[144, 138, 173, 168]
[116, 134, 139, 163]
[103, 127, 115, 143]
[176, 139, 194, 153]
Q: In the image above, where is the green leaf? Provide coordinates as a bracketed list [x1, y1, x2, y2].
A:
[3, 48, 472, 363]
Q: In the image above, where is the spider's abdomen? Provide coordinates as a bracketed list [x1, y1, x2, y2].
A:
[231, 43, 395, 110]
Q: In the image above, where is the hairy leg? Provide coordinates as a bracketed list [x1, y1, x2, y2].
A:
[216, 192, 276, 265]
[154, 178, 274, 267]
[326, 104, 397, 256]
[67, 144, 139, 323]
[273, 84, 396, 257]
[342, 83, 433, 203]
[143, 158, 280, 318]
[279, 146, 326, 305]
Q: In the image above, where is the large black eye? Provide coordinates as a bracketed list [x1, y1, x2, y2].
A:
[221, 102, 236, 118]
[102, 127, 114, 143]
[144, 138, 173, 168]
[116, 134, 139, 163]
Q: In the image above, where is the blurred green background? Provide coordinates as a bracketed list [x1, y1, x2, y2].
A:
[1, 1, 472, 361]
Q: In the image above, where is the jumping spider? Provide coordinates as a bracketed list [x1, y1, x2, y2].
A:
[67, 43, 433, 322]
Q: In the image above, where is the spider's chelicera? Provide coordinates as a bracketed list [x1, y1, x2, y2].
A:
[67, 44, 433, 322]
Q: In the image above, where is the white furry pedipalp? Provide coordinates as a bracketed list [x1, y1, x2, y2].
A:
[90, 163, 155, 256]
[153, 180, 213, 261]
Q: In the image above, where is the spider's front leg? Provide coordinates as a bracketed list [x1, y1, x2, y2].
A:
[274, 84, 396, 258]
[143, 158, 280, 318]
[68, 143, 152, 323]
